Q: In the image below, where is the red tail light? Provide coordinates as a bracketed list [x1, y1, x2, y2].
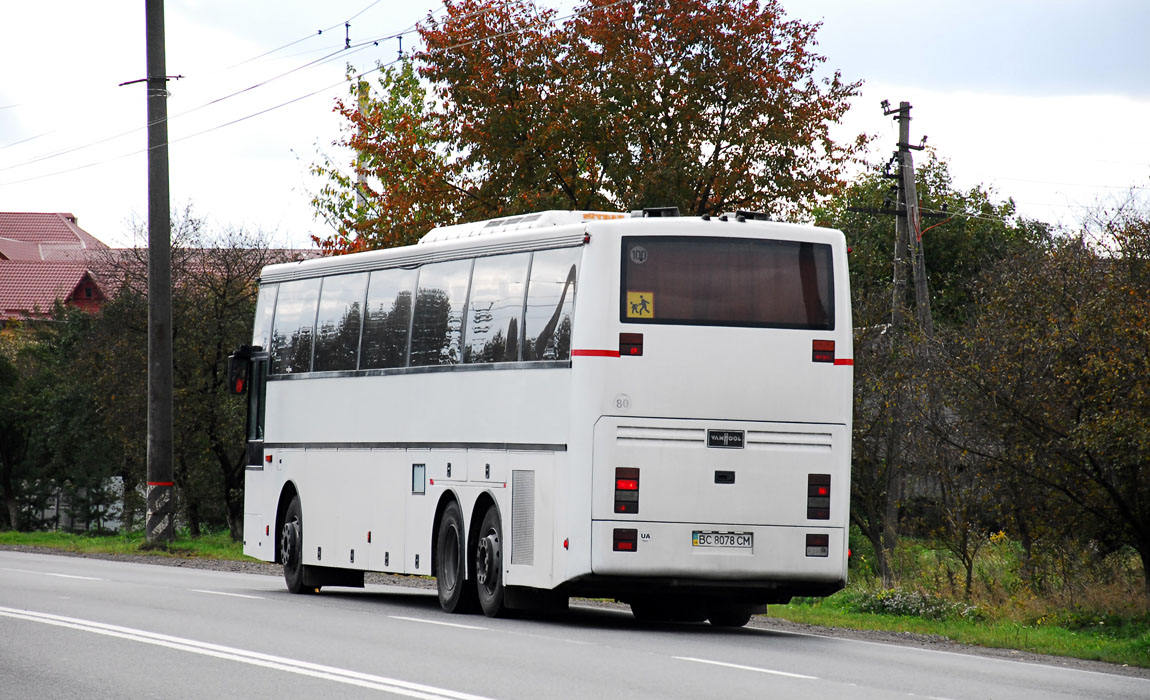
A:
[615, 467, 640, 514]
[807, 474, 831, 520]
[613, 528, 638, 552]
[812, 339, 835, 363]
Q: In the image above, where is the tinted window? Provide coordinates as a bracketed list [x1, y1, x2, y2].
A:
[313, 273, 367, 372]
[251, 283, 278, 350]
[621, 236, 834, 329]
[463, 253, 530, 364]
[523, 247, 579, 361]
[410, 259, 473, 367]
[362, 268, 417, 370]
[270, 278, 321, 374]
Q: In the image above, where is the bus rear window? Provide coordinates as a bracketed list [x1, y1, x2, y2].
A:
[621, 236, 834, 329]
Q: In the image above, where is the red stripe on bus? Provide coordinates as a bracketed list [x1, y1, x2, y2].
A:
[834, 359, 854, 366]
[571, 349, 621, 358]
[147, 482, 174, 487]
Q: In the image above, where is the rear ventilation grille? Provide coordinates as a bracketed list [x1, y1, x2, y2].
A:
[511, 470, 535, 566]
[747, 430, 833, 451]
[616, 425, 832, 451]
[616, 425, 705, 447]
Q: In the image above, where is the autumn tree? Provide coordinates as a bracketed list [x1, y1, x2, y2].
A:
[943, 206, 1150, 591]
[313, 0, 864, 252]
[311, 62, 465, 253]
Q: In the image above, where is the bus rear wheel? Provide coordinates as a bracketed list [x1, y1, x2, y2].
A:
[474, 505, 505, 617]
[281, 496, 313, 594]
[436, 501, 477, 613]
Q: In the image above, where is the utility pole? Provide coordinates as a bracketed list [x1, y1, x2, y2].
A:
[882, 100, 933, 337]
[355, 79, 369, 210]
[145, 0, 174, 545]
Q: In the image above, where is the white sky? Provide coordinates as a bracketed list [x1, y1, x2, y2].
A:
[1, 1, 1147, 249]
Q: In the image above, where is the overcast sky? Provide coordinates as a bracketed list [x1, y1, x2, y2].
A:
[1, 0, 1147, 249]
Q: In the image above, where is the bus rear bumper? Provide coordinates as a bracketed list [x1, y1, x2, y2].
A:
[589, 520, 847, 586]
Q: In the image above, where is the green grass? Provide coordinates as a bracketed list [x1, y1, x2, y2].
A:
[0, 529, 246, 560]
[771, 594, 1150, 668]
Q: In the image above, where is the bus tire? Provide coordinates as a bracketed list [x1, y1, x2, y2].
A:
[436, 501, 477, 613]
[474, 505, 506, 617]
[707, 603, 755, 627]
[281, 496, 312, 594]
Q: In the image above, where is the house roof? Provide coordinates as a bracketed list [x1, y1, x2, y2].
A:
[0, 212, 109, 260]
[0, 261, 101, 320]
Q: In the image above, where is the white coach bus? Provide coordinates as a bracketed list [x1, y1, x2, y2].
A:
[230, 208, 852, 626]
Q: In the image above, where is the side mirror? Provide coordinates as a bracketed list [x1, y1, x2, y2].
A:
[227, 345, 260, 395]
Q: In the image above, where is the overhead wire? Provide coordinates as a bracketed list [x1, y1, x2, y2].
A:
[0, 1, 428, 175]
[0, 0, 645, 190]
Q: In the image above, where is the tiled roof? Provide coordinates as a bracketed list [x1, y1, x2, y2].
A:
[0, 212, 109, 259]
[0, 261, 101, 320]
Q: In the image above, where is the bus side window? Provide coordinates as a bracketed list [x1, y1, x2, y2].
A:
[463, 252, 530, 364]
[313, 272, 368, 372]
[362, 268, 418, 369]
[270, 278, 321, 374]
[524, 248, 579, 361]
[410, 259, 473, 367]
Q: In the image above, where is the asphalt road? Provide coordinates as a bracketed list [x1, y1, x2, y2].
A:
[1, 550, 1146, 700]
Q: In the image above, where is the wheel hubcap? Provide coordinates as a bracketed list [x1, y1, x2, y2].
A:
[281, 519, 300, 568]
[476, 531, 500, 588]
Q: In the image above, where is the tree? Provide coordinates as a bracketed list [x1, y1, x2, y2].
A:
[0, 305, 124, 532]
[0, 340, 28, 528]
[311, 62, 464, 253]
[816, 154, 1040, 586]
[95, 213, 301, 540]
[944, 208, 1150, 591]
[313, 0, 865, 252]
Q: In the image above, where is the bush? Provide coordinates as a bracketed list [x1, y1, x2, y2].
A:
[843, 587, 984, 621]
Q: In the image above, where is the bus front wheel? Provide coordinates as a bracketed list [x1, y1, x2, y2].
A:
[474, 505, 505, 617]
[281, 496, 313, 594]
[436, 501, 477, 613]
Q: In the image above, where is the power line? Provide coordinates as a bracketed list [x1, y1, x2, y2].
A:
[227, 0, 396, 68]
[1, 0, 635, 189]
[0, 23, 399, 175]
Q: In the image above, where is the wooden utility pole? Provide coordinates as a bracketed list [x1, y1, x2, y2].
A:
[355, 79, 369, 210]
[145, 0, 174, 544]
[883, 100, 933, 337]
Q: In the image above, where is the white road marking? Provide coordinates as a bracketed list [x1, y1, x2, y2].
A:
[389, 615, 486, 631]
[0, 606, 501, 700]
[674, 656, 818, 680]
[0, 567, 102, 581]
[191, 589, 265, 600]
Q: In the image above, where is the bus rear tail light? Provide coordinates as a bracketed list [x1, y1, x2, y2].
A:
[812, 340, 835, 363]
[807, 474, 830, 520]
[614, 467, 640, 514]
[613, 528, 638, 552]
[806, 534, 829, 557]
[619, 332, 643, 356]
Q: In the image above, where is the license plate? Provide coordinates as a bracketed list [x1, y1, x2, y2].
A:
[692, 531, 753, 549]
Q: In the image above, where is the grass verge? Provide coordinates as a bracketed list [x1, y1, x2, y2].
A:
[0, 529, 246, 560]
[771, 595, 1150, 668]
